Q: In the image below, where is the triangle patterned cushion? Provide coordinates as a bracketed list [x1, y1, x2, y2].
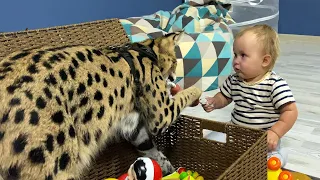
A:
[174, 25, 234, 92]
[120, 0, 235, 92]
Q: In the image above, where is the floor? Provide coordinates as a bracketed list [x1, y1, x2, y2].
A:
[180, 34, 320, 178]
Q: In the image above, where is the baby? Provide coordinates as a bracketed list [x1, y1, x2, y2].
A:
[201, 24, 298, 167]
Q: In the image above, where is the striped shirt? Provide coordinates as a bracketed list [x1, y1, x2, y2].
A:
[220, 71, 296, 129]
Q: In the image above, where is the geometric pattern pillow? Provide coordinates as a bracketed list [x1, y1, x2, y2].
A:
[120, 0, 235, 92]
[174, 28, 234, 92]
[120, 10, 170, 43]
[168, 0, 235, 91]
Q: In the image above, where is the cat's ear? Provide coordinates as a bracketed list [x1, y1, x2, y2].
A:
[221, 3, 232, 11]
[164, 31, 184, 42]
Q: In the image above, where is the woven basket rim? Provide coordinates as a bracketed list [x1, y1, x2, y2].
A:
[181, 114, 267, 133]
[181, 114, 267, 180]
[218, 128, 267, 179]
[0, 18, 120, 37]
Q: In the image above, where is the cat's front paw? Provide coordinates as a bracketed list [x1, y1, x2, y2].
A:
[140, 148, 175, 176]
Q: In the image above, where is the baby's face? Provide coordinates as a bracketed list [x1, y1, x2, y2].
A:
[233, 31, 266, 81]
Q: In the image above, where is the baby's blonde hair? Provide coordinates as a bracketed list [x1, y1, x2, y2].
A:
[235, 24, 280, 70]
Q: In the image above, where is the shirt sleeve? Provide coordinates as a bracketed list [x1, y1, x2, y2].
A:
[220, 75, 232, 99]
[271, 78, 295, 109]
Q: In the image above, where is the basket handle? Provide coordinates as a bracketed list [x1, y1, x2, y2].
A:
[200, 119, 229, 144]
[201, 119, 227, 133]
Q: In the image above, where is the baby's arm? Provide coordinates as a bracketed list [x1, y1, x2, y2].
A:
[269, 102, 298, 138]
[217, 92, 233, 109]
[269, 77, 298, 139]
[201, 75, 233, 112]
[200, 92, 232, 109]
[201, 92, 232, 112]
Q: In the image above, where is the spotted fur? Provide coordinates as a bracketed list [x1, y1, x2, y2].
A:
[0, 32, 202, 180]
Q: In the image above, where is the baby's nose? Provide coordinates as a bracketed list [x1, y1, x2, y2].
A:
[233, 57, 241, 64]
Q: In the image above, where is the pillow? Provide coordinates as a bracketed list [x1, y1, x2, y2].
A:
[120, 10, 170, 42]
[174, 28, 234, 91]
[120, 0, 235, 91]
[168, 0, 235, 91]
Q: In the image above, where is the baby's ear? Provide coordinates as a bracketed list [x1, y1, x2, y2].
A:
[262, 54, 272, 68]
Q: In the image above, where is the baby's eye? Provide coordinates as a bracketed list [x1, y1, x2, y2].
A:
[241, 53, 246, 57]
[234, 53, 237, 57]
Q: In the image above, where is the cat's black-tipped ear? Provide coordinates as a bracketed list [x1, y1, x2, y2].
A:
[174, 31, 184, 42]
[221, 3, 232, 11]
[164, 31, 183, 36]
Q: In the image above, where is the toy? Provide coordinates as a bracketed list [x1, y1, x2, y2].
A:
[267, 157, 292, 180]
[170, 83, 181, 95]
[105, 159, 204, 180]
[170, 84, 199, 107]
[118, 173, 129, 180]
[162, 167, 204, 180]
[177, 167, 187, 174]
[106, 157, 162, 180]
[290, 172, 312, 180]
[162, 172, 180, 180]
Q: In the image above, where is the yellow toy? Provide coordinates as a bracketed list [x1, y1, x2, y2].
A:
[162, 167, 204, 180]
[267, 157, 292, 180]
[162, 172, 180, 179]
[291, 172, 312, 180]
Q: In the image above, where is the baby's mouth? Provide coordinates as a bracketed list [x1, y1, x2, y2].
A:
[234, 67, 240, 72]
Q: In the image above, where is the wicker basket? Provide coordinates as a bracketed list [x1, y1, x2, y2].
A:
[80, 115, 267, 180]
[0, 18, 130, 59]
[0, 18, 267, 180]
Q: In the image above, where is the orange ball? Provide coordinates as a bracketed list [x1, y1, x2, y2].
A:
[190, 99, 200, 107]
[170, 84, 181, 96]
[170, 84, 199, 106]
[268, 157, 281, 170]
[279, 171, 293, 180]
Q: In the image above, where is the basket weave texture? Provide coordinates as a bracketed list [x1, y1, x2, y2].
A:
[81, 115, 267, 180]
[0, 18, 267, 180]
[0, 18, 130, 59]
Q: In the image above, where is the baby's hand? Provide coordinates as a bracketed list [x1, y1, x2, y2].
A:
[200, 97, 215, 112]
[267, 130, 280, 151]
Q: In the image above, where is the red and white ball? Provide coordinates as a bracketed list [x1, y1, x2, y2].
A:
[133, 157, 162, 180]
[120, 157, 162, 180]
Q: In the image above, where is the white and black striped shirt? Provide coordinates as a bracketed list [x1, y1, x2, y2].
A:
[220, 71, 295, 129]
